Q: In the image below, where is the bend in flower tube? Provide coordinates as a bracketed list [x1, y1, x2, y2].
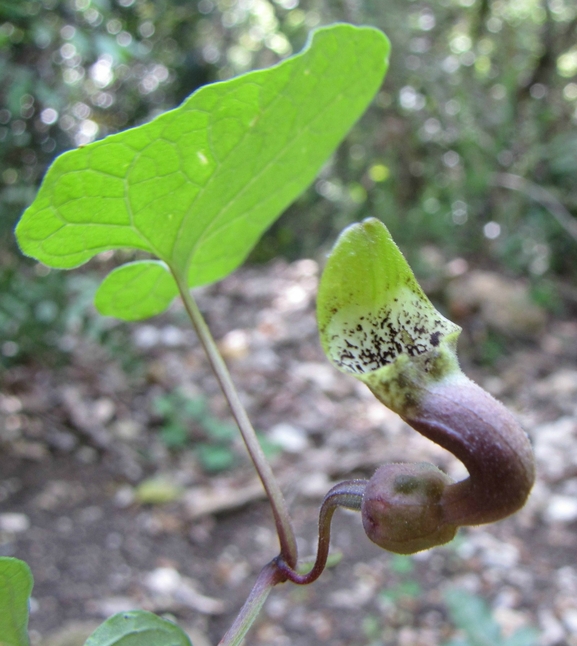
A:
[317, 218, 535, 553]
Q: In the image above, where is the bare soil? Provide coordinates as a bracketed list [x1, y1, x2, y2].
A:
[1, 259, 577, 646]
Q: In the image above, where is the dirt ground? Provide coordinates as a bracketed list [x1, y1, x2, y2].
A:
[1, 258, 577, 646]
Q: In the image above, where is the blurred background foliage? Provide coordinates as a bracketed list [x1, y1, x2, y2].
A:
[1, 0, 577, 367]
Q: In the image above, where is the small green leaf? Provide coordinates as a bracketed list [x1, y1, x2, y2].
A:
[135, 478, 184, 505]
[196, 443, 236, 472]
[503, 627, 539, 646]
[160, 422, 189, 448]
[390, 554, 414, 574]
[444, 589, 501, 646]
[380, 579, 421, 602]
[0, 557, 33, 646]
[16, 25, 390, 320]
[84, 610, 192, 646]
[95, 261, 178, 320]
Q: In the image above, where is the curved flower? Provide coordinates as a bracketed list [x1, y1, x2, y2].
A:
[317, 218, 535, 553]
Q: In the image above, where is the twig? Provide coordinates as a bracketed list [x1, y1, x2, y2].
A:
[492, 172, 577, 244]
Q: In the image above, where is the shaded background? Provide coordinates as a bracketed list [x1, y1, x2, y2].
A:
[1, 1, 577, 645]
[2, 0, 577, 368]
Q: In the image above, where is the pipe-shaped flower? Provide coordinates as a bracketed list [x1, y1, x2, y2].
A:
[317, 218, 535, 553]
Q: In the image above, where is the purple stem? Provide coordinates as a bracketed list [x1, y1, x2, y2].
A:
[276, 479, 367, 585]
[218, 561, 286, 646]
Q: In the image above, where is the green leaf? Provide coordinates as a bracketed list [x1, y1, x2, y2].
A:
[135, 478, 184, 505]
[503, 627, 539, 646]
[196, 443, 236, 472]
[390, 554, 415, 574]
[84, 610, 192, 646]
[16, 24, 390, 320]
[0, 557, 33, 646]
[444, 589, 502, 646]
[160, 422, 189, 448]
[94, 261, 178, 320]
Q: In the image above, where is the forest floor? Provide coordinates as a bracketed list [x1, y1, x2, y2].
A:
[1, 258, 577, 646]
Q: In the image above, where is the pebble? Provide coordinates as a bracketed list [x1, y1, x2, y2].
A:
[291, 362, 339, 393]
[562, 608, 577, 633]
[532, 417, 577, 479]
[268, 423, 309, 453]
[87, 596, 138, 617]
[218, 329, 250, 360]
[111, 419, 142, 441]
[133, 325, 161, 348]
[144, 566, 225, 614]
[159, 325, 187, 347]
[93, 397, 115, 424]
[144, 566, 181, 594]
[538, 609, 566, 646]
[0, 512, 30, 533]
[543, 495, 577, 524]
[113, 485, 135, 508]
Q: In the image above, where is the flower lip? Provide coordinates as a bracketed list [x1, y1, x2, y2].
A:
[324, 287, 459, 375]
[317, 218, 461, 378]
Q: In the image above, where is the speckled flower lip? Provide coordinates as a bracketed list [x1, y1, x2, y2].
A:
[316, 218, 535, 553]
[317, 217, 462, 415]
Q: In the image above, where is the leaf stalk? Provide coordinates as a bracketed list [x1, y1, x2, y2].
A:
[173, 273, 298, 567]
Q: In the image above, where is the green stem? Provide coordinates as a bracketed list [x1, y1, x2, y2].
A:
[218, 561, 285, 646]
[173, 273, 298, 567]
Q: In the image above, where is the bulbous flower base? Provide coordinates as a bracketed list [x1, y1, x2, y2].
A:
[361, 462, 458, 554]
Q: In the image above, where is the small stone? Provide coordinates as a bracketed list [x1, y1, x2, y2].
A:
[533, 417, 577, 479]
[113, 485, 135, 508]
[76, 446, 98, 464]
[111, 419, 142, 441]
[536, 370, 577, 398]
[11, 440, 48, 461]
[218, 329, 250, 360]
[0, 394, 22, 414]
[133, 325, 161, 348]
[562, 608, 577, 634]
[144, 567, 225, 614]
[93, 397, 115, 424]
[0, 513, 30, 533]
[160, 325, 186, 346]
[544, 495, 577, 523]
[539, 609, 566, 645]
[144, 566, 180, 594]
[78, 505, 104, 524]
[291, 362, 339, 393]
[46, 429, 77, 452]
[86, 596, 138, 617]
[298, 472, 332, 498]
[447, 270, 546, 337]
[268, 423, 309, 453]
[273, 283, 309, 311]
